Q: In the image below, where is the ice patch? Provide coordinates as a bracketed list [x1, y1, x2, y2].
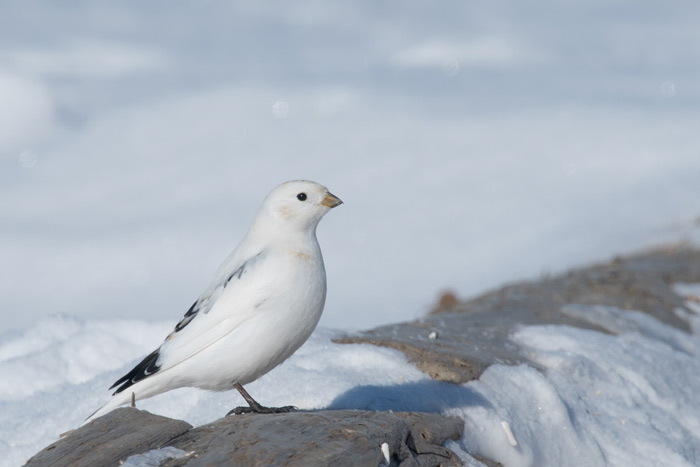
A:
[443, 440, 487, 467]
[122, 447, 189, 467]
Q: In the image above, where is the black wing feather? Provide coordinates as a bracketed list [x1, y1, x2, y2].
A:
[109, 348, 162, 395]
[174, 300, 200, 332]
[109, 299, 199, 395]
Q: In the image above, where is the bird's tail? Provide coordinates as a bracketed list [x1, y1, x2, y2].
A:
[81, 390, 135, 426]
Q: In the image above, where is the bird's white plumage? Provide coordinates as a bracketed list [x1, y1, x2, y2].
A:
[85, 180, 341, 423]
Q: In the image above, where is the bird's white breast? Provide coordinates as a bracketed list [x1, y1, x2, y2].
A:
[171, 246, 327, 390]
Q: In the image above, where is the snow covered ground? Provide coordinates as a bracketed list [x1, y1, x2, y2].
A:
[2, 1, 700, 465]
[4, 285, 700, 466]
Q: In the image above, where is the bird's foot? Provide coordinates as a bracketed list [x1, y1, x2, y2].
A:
[227, 405, 296, 416]
[229, 382, 296, 415]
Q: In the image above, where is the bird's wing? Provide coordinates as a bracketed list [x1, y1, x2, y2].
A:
[110, 247, 270, 394]
[170, 247, 266, 334]
[157, 248, 271, 367]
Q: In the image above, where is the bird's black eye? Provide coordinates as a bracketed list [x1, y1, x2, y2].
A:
[296, 192, 307, 201]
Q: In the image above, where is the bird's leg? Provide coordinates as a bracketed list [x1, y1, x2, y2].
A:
[227, 383, 296, 415]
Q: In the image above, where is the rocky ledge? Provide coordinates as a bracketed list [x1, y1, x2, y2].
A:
[26, 409, 464, 467]
[25, 245, 700, 466]
[336, 245, 700, 384]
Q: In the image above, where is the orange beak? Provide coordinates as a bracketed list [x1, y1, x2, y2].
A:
[321, 192, 343, 208]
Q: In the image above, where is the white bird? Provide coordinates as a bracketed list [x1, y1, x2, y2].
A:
[85, 180, 342, 423]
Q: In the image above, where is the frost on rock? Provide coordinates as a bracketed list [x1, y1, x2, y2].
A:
[122, 447, 189, 467]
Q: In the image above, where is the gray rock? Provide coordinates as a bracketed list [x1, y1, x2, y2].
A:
[25, 408, 192, 467]
[25, 409, 463, 467]
[164, 410, 463, 467]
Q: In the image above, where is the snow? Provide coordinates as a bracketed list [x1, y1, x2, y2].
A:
[3, 0, 700, 465]
[122, 447, 189, 467]
[5, 285, 700, 466]
[451, 286, 700, 466]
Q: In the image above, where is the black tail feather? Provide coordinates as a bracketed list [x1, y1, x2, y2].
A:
[110, 349, 162, 395]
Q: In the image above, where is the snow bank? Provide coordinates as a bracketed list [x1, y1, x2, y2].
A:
[453, 285, 700, 467]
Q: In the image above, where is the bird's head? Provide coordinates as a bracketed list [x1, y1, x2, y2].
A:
[255, 180, 343, 236]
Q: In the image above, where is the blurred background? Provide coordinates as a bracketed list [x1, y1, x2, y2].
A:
[1, 0, 699, 332]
